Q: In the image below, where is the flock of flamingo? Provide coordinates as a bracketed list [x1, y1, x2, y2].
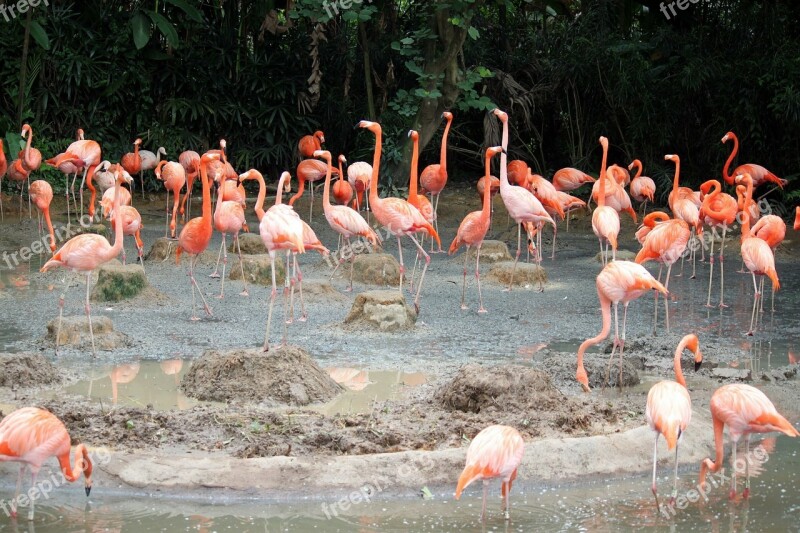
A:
[1, 108, 800, 522]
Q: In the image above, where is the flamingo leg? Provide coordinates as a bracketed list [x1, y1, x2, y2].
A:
[236, 233, 248, 296]
[347, 237, 357, 292]
[309, 182, 314, 221]
[506, 224, 522, 291]
[77, 165, 89, 221]
[664, 264, 673, 333]
[164, 190, 170, 238]
[618, 302, 629, 388]
[27, 174, 32, 218]
[671, 440, 680, 505]
[503, 480, 511, 521]
[460, 246, 469, 310]
[409, 233, 420, 293]
[53, 276, 70, 356]
[85, 271, 96, 357]
[217, 233, 228, 298]
[690, 234, 697, 279]
[170, 187, 180, 238]
[209, 238, 224, 278]
[719, 226, 728, 308]
[136, 231, 145, 272]
[603, 302, 621, 390]
[263, 253, 278, 351]
[27, 468, 38, 520]
[706, 231, 716, 307]
[281, 254, 291, 345]
[474, 244, 487, 313]
[743, 434, 751, 499]
[748, 272, 759, 335]
[429, 192, 436, 252]
[433, 193, 442, 252]
[140, 169, 145, 200]
[396, 235, 405, 290]
[294, 254, 307, 322]
[407, 233, 430, 313]
[730, 439, 738, 499]
[480, 480, 488, 522]
[189, 254, 212, 320]
[599, 238, 605, 267]
[651, 434, 660, 511]
[286, 250, 295, 324]
[759, 277, 765, 314]
[550, 221, 557, 260]
[653, 263, 663, 336]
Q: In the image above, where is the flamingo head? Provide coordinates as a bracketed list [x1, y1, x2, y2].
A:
[487, 146, 504, 158]
[279, 171, 292, 193]
[576, 367, 591, 393]
[408, 130, 419, 141]
[356, 120, 380, 133]
[338, 154, 347, 165]
[314, 130, 325, 143]
[665, 154, 678, 163]
[599, 136, 608, 148]
[313, 149, 331, 162]
[158, 146, 167, 156]
[442, 111, 453, 121]
[734, 173, 752, 185]
[492, 108, 507, 122]
[219, 139, 227, 150]
[201, 151, 221, 167]
[721, 131, 734, 143]
[20, 124, 32, 137]
[133, 138, 142, 146]
[76, 128, 85, 140]
[682, 334, 703, 371]
[627, 159, 641, 171]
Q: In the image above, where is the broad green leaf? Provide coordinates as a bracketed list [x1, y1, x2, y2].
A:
[130, 12, 151, 50]
[401, 37, 414, 45]
[164, 0, 203, 22]
[468, 26, 479, 40]
[29, 21, 50, 50]
[147, 11, 180, 49]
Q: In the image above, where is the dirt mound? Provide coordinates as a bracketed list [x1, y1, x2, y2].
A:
[91, 260, 148, 301]
[487, 262, 547, 287]
[436, 364, 562, 414]
[45, 316, 131, 351]
[344, 290, 417, 331]
[180, 346, 342, 405]
[0, 353, 60, 387]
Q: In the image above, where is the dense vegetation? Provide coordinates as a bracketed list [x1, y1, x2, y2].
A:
[1, 0, 797, 212]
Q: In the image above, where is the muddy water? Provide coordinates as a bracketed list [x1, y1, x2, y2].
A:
[1, 435, 797, 531]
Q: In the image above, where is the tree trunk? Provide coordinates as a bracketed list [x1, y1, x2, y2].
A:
[17, 6, 33, 125]
[359, 21, 376, 121]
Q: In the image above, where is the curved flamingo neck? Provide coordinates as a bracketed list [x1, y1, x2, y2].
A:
[498, 117, 509, 189]
[368, 127, 382, 207]
[200, 158, 212, 229]
[288, 172, 305, 205]
[722, 133, 738, 185]
[631, 160, 642, 180]
[0, 140, 5, 166]
[598, 142, 608, 208]
[23, 126, 35, 168]
[741, 179, 754, 238]
[670, 157, 681, 195]
[108, 175, 126, 259]
[322, 156, 333, 211]
[644, 212, 670, 227]
[57, 444, 92, 483]
[250, 173, 266, 221]
[409, 135, 420, 198]
[275, 173, 290, 206]
[337, 158, 345, 185]
[87, 165, 98, 218]
[214, 168, 226, 220]
[155, 160, 167, 179]
[43, 206, 55, 252]
[673, 337, 691, 387]
[576, 291, 611, 388]
[439, 116, 452, 171]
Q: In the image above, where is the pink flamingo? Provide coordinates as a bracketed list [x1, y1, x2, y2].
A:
[666, 154, 702, 278]
[699, 179, 737, 308]
[155, 160, 187, 239]
[420, 111, 453, 249]
[19, 124, 42, 218]
[628, 159, 655, 216]
[47, 134, 102, 220]
[179, 150, 201, 220]
[721, 131, 786, 188]
[29, 180, 56, 254]
[592, 137, 620, 265]
[316, 150, 379, 292]
[40, 166, 132, 356]
[552, 167, 595, 192]
[332, 154, 354, 206]
[210, 163, 248, 299]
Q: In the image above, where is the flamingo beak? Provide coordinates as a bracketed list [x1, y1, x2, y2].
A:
[694, 360, 702, 372]
[85, 486, 92, 496]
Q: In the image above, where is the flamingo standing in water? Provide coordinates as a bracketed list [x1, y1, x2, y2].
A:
[552, 167, 595, 192]
[240, 169, 305, 351]
[628, 159, 655, 216]
[357, 120, 440, 312]
[0, 407, 93, 521]
[449, 146, 503, 312]
[179, 150, 201, 220]
[455, 424, 524, 522]
[635, 211, 689, 334]
[646, 334, 702, 509]
[19, 124, 42, 218]
[316, 150, 379, 292]
[721, 131, 786, 188]
[493, 109, 554, 289]
[575, 261, 667, 392]
[666, 154, 702, 278]
[332, 155, 353, 206]
[699, 179, 737, 308]
[751, 214, 786, 312]
[41, 166, 132, 356]
[592, 137, 620, 265]
[298, 130, 325, 159]
[176, 152, 220, 321]
[698, 384, 798, 499]
[155, 160, 187, 239]
[29, 180, 56, 253]
[736, 173, 780, 335]
[420, 111, 453, 250]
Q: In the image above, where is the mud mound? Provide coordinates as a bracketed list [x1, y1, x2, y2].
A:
[487, 262, 547, 287]
[228, 254, 285, 285]
[180, 346, 342, 405]
[91, 260, 148, 301]
[436, 364, 562, 414]
[594, 249, 636, 262]
[351, 254, 401, 286]
[0, 353, 60, 387]
[228, 233, 267, 255]
[45, 316, 131, 351]
[344, 290, 417, 331]
[145, 237, 177, 262]
[466, 240, 512, 263]
[543, 352, 641, 389]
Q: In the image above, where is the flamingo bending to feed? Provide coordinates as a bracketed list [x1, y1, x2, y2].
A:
[155, 160, 187, 239]
[575, 261, 667, 392]
[0, 407, 93, 521]
[635, 211, 689, 334]
[41, 166, 132, 356]
[646, 334, 702, 509]
[698, 384, 798, 499]
[19, 124, 42, 218]
[240, 169, 305, 351]
[455, 425, 524, 522]
[736, 173, 780, 335]
[46, 133, 102, 220]
[315, 150, 379, 292]
[298, 130, 325, 159]
[665, 154, 702, 277]
[552, 167, 595, 192]
[556, 190, 586, 232]
[721, 131, 786, 188]
[507, 160, 529, 187]
[493, 109, 555, 290]
[29, 180, 56, 253]
[699, 179, 737, 308]
[289, 158, 337, 221]
[628, 159, 656, 216]
[420, 111, 453, 250]
[358, 120, 440, 312]
[592, 137, 620, 265]
[176, 152, 220, 321]
[607, 163, 630, 186]
[332, 154, 353, 206]
[449, 146, 503, 312]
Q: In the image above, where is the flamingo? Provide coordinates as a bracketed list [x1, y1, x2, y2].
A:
[139, 146, 166, 198]
[646, 334, 703, 510]
[552, 167, 595, 192]
[407, 130, 436, 287]
[6, 160, 28, 216]
[735, 183, 760, 227]
[332, 154, 353, 206]
[607, 163, 630, 186]
[348, 160, 373, 216]
[47, 133, 102, 220]
[449, 146, 503, 312]
[120, 138, 143, 198]
[751, 214, 786, 312]
[794, 207, 800, 230]
[556, 190, 586, 233]
[699, 179, 738, 308]
[41, 166, 132, 356]
[628, 159, 656, 216]
[635, 211, 689, 334]
[507, 159, 529, 187]
[316, 150, 379, 292]
[493, 109, 555, 290]
[176, 152, 220, 321]
[698, 384, 798, 499]
[526, 171, 564, 260]
[593, 137, 620, 265]
[155, 160, 187, 239]
[455, 425, 524, 522]
[666, 154, 702, 278]
[721, 131, 786, 188]
[0, 407, 93, 521]
[93, 161, 116, 198]
[591, 173, 638, 222]
[476, 172, 500, 229]
[419, 111, 453, 250]
[240, 169, 305, 351]
[736, 173, 780, 335]
[179, 150, 201, 220]
[298, 130, 325, 159]
[289, 158, 337, 221]
[635, 211, 667, 245]
[19, 124, 42, 218]
[104, 203, 144, 269]
[575, 261, 667, 392]
[210, 162, 248, 299]
[357, 120, 440, 312]
[0, 139, 6, 220]
[29, 180, 56, 254]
